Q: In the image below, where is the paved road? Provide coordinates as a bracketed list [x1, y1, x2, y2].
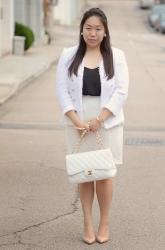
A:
[0, 1, 165, 249]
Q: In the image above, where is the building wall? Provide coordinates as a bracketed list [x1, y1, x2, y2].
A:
[14, 0, 27, 24]
[78, 0, 86, 14]
[0, 0, 14, 56]
[54, 0, 86, 25]
[28, 0, 44, 45]
[14, 0, 44, 45]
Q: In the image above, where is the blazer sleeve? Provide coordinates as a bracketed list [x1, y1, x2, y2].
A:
[56, 49, 76, 115]
[104, 50, 129, 116]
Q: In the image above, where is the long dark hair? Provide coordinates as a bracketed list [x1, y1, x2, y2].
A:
[68, 8, 114, 80]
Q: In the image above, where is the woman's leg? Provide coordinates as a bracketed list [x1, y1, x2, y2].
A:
[96, 178, 113, 241]
[78, 181, 95, 242]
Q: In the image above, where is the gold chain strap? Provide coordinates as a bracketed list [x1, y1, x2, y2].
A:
[73, 129, 87, 153]
[72, 129, 105, 154]
[95, 130, 104, 149]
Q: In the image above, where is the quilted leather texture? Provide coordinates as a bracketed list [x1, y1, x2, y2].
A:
[66, 148, 117, 183]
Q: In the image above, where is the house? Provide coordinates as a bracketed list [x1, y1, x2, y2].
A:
[0, 0, 14, 56]
[0, 0, 86, 57]
[14, 0, 44, 45]
[0, 0, 45, 57]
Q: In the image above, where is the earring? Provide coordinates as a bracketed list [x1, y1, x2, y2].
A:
[104, 34, 106, 37]
[81, 33, 83, 35]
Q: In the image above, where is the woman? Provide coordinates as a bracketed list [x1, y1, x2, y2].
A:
[56, 8, 129, 245]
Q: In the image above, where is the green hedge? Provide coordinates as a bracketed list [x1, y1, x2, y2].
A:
[15, 22, 35, 51]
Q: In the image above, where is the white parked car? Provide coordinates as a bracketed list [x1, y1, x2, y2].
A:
[139, 0, 154, 9]
[149, 4, 165, 27]
[154, 13, 165, 33]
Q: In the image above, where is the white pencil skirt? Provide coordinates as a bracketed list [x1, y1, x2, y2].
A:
[64, 96, 124, 165]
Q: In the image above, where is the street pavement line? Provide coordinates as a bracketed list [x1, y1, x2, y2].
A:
[0, 122, 165, 132]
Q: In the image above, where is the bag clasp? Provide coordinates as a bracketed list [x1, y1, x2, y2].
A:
[85, 170, 93, 176]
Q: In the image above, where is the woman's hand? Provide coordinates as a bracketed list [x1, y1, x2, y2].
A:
[88, 118, 101, 132]
[75, 121, 90, 135]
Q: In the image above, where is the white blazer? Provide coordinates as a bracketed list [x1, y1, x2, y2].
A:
[56, 45, 129, 129]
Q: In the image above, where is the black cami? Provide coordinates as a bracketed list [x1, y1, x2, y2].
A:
[83, 67, 101, 96]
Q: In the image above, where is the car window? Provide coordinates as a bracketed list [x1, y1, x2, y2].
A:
[151, 4, 165, 14]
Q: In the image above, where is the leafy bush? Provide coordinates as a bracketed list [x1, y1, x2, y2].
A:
[15, 22, 35, 50]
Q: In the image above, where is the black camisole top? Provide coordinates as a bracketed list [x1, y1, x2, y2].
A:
[82, 67, 101, 96]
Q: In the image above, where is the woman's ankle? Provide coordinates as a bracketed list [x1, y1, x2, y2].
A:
[84, 218, 94, 230]
[99, 219, 109, 227]
[84, 220, 94, 231]
[84, 215, 93, 225]
[83, 225, 95, 241]
[97, 220, 109, 237]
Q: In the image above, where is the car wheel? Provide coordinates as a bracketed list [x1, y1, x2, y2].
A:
[160, 28, 165, 34]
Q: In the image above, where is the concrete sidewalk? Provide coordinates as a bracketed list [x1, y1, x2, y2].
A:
[0, 43, 60, 105]
[0, 22, 78, 106]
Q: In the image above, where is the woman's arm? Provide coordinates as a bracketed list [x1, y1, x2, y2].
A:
[89, 50, 129, 132]
[66, 110, 90, 132]
[97, 108, 113, 122]
[56, 49, 76, 115]
[103, 50, 129, 116]
[89, 108, 113, 132]
[56, 50, 90, 132]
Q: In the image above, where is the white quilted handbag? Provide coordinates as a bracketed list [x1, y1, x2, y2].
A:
[66, 130, 117, 183]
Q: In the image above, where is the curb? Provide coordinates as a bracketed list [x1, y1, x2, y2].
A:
[0, 57, 58, 106]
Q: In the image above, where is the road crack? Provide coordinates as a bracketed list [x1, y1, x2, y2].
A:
[0, 190, 79, 248]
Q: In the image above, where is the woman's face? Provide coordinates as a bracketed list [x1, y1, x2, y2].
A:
[82, 16, 105, 48]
